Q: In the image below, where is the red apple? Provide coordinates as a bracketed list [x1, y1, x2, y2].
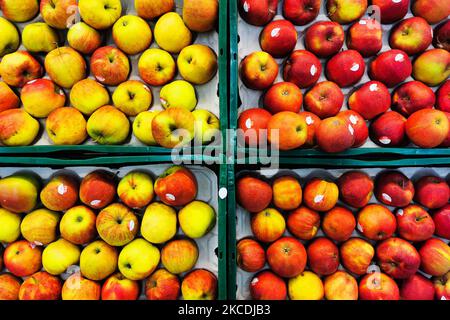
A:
[326, 50, 365, 88]
[145, 269, 180, 300]
[347, 18, 383, 57]
[375, 171, 414, 207]
[181, 269, 217, 300]
[436, 81, 450, 112]
[340, 238, 375, 275]
[401, 273, 435, 300]
[406, 109, 449, 148]
[369, 49, 412, 88]
[154, 166, 198, 207]
[282, 0, 321, 26]
[91, 46, 130, 86]
[263, 82, 303, 114]
[322, 206, 356, 242]
[359, 272, 400, 300]
[0, 81, 20, 112]
[316, 116, 355, 153]
[434, 272, 450, 300]
[102, 273, 140, 300]
[287, 206, 320, 240]
[80, 170, 116, 210]
[236, 176, 272, 213]
[389, 17, 433, 56]
[19, 272, 62, 300]
[240, 51, 279, 90]
[357, 204, 397, 241]
[307, 237, 339, 276]
[412, 0, 450, 24]
[419, 238, 450, 276]
[267, 111, 308, 150]
[238, 108, 272, 146]
[414, 176, 450, 209]
[372, 0, 409, 24]
[238, 0, 278, 26]
[298, 111, 321, 146]
[303, 178, 339, 212]
[250, 270, 287, 300]
[40, 174, 79, 212]
[433, 204, 450, 239]
[397, 205, 435, 242]
[3, 240, 42, 277]
[392, 81, 435, 117]
[348, 81, 391, 120]
[304, 81, 344, 119]
[236, 238, 266, 273]
[338, 171, 374, 208]
[260, 20, 297, 58]
[304, 21, 344, 58]
[370, 111, 407, 147]
[267, 237, 307, 278]
[283, 50, 322, 89]
[337, 110, 369, 147]
[0, 274, 21, 300]
[434, 21, 450, 52]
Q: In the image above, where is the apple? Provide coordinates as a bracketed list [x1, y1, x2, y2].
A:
[238, 108, 272, 146]
[268, 111, 308, 151]
[20, 209, 60, 245]
[0, 17, 19, 57]
[238, 0, 278, 26]
[401, 273, 435, 300]
[0, 274, 21, 300]
[179, 201, 216, 239]
[161, 239, 197, 275]
[397, 205, 435, 242]
[340, 238, 374, 275]
[337, 171, 374, 208]
[237, 176, 272, 213]
[80, 170, 116, 209]
[370, 111, 407, 147]
[434, 272, 450, 300]
[70, 78, 110, 116]
[3, 240, 42, 277]
[91, 46, 130, 86]
[287, 206, 320, 240]
[375, 171, 414, 207]
[154, 12, 192, 54]
[267, 237, 307, 278]
[337, 110, 369, 147]
[272, 176, 302, 211]
[283, 50, 322, 89]
[46, 107, 88, 145]
[251, 208, 286, 243]
[434, 205, 450, 239]
[141, 202, 177, 244]
[260, 20, 298, 58]
[102, 272, 140, 300]
[305, 21, 344, 58]
[192, 109, 220, 144]
[145, 269, 180, 300]
[327, 0, 367, 24]
[392, 81, 435, 117]
[21, 22, 60, 53]
[183, 0, 218, 32]
[369, 49, 412, 88]
[251, 271, 286, 300]
[0, 208, 21, 243]
[359, 272, 400, 300]
[67, 22, 102, 55]
[283, 0, 320, 26]
[324, 271, 358, 300]
[0, 81, 19, 112]
[240, 51, 278, 90]
[412, 49, 450, 86]
[160, 80, 197, 111]
[40, 0, 77, 29]
[138, 48, 176, 87]
[62, 273, 100, 300]
[322, 206, 356, 242]
[153, 166, 197, 208]
[42, 238, 80, 275]
[0, 51, 43, 87]
[113, 15, 152, 55]
[348, 81, 390, 120]
[347, 18, 383, 57]
[151, 107, 195, 148]
[434, 21, 450, 51]
[87, 105, 130, 145]
[0, 109, 39, 146]
[135, 0, 174, 20]
[0, 173, 40, 213]
[415, 176, 449, 209]
[20, 79, 65, 118]
[182, 269, 217, 300]
[316, 116, 355, 153]
[60, 205, 97, 245]
[264, 82, 303, 114]
[412, 0, 450, 24]
[78, 0, 122, 30]
[298, 111, 321, 146]
[288, 271, 324, 300]
[40, 174, 78, 212]
[96, 203, 138, 247]
[419, 238, 450, 276]
[0, 0, 39, 22]
[357, 204, 397, 240]
[437, 81, 450, 112]
[303, 178, 339, 212]
[18, 272, 61, 300]
[372, 0, 409, 24]
[307, 237, 339, 276]
[45, 47, 86, 89]
[406, 109, 449, 148]
[236, 238, 266, 273]
[118, 171, 154, 209]
[80, 240, 118, 281]
[133, 111, 161, 146]
[304, 81, 344, 119]
[112, 80, 152, 117]
[326, 50, 365, 88]
[389, 17, 433, 56]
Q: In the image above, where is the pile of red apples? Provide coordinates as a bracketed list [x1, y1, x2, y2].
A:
[238, 0, 450, 152]
[236, 170, 450, 300]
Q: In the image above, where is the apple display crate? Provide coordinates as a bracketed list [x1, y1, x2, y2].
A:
[0, 0, 228, 155]
[0, 157, 228, 300]
[227, 158, 450, 300]
[229, 0, 450, 158]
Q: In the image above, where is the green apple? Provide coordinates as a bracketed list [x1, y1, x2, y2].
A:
[70, 79, 110, 116]
[42, 239, 80, 275]
[112, 80, 152, 116]
[0, 17, 19, 57]
[178, 201, 216, 239]
[78, 0, 122, 30]
[87, 105, 130, 145]
[80, 240, 118, 281]
[22, 23, 60, 53]
[178, 44, 218, 85]
[151, 107, 195, 148]
[119, 238, 160, 281]
[141, 202, 177, 244]
[160, 80, 197, 111]
[0, 208, 21, 243]
[192, 109, 220, 144]
[133, 110, 161, 146]
[112, 15, 152, 55]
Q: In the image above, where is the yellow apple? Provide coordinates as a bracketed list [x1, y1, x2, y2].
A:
[60, 205, 97, 245]
[0, 109, 40, 146]
[0, 17, 19, 57]
[78, 0, 122, 30]
[21, 79, 66, 118]
[87, 105, 130, 145]
[45, 47, 86, 89]
[46, 107, 88, 145]
[133, 110, 161, 146]
[0, 0, 39, 22]
[178, 201, 216, 239]
[40, 0, 78, 29]
[118, 238, 160, 280]
[178, 44, 218, 85]
[67, 22, 102, 55]
[96, 203, 139, 246]
[0, 208, 21, 243]
[141, 202, 177, 244]
[151, 107, 195, 148]
[183, 0, 218, 32]
[0, 173, 40, 214]
[80, 240, 118, 281]
[135, 0, 174, 20]
[154, 12, 192, 54]
[22, 23, 60, 53]
[113, 15, 152, 55]
[112, 80, 152, 116]
[20, 209, 60, 246]
[42, 239, 81, 275]
[192, 109, 221, 144]
[289, 271, 324, 300]
[160, 80, 197, 111]
[117, 171, 154, 209]
[138, 48, 176, 86]
[70, 79, 110, 116]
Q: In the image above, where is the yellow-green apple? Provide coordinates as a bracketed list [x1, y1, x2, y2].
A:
[0, 51, 43, 87]
[118, 171, 154, 209]
[161, 239, 198, 275]
[347, 18, 382, 57]
[0, 0, 39, 22]
[260, 19, 298, 58]
[303, 178, 339, 211]
[18, 272, 61, 300]
[21, 79, 65, 118]
[283, 0, 320, 26]
[284, 50, 322, 89]
[375, 171, 414, 207]
[305, 21, 344, 58]
[22, 23, 60, 53]
[154, 12, 192, 54]
[178, 44, 218, 85]
[192, 109, 220, 144]
[45, 47, 86, 89]
[398, 204, 436, 242]
[376, 237, 421, 279]
[288, 271, 324, 300]
[67, 22, 102, 55]
[238, 0, 278, 26]
[135, 0, 174, 20]
[119, 238, 160, 280]
[60, 205, 97, 245]
[337, 171, 373, 208]
[419, 238, 450, 276]
[359, 272, 400, 300]
[40, 0, 77, 29]
[238, 108, 272, 146]
[151, 107, 195, 148]
[372, 0, 409, 24]
[236, 238, 266, 273]
[340, 237, 374, 275]
[4, 240, 42, 277]
[160, 80, 197, 111]
[307, 237, 339, 276]
[304, 81, 343, 119]
[145, 269, 180, 300]
[401, 273, 435, 300]
[0, 274, 21, 300]
[141, 202, 177, 244]
[326, 50, 365, 87]
[179, 201, 216, 239]
[42, 238, 80, 275]
[46, 107, 88, 145]
[316, 116, 355, 153]
[70, 78, 110, 116]
[267, 237, 307, 278]
[415, 176, 449, 209]
[434, 21, 450, 52]
[0, 17, 19, 57]
[102, 272, 140, 300]
[406, 109, 449, 148]
[0, 208, 21, 243]
[240, 51, 278, 90]
[87, 105, 130, 145]
[250, 270, 287, 300]
[389, 17, 433, 56]
[181, 269, 217, 300]
[133, 110, 161, 145]
[264, 82, 303, 114]
[434, 272, 450, 300]
[78, 0, 122, 30]
[392, 81, 435, 116]
[0, 173, 40, 213]
[287, 206, 320, 240]
[91, 46, 130, 86]
[80, 240, 118, 281]
[62, 273, 101, 300]
[138, 48, 176, 86]
[236, 176, 272, 213]
[433, 204, 450, 239]
[113, 15, 152, 55]
[370, 111, 407, 147]
[337, 110, 368, 147]
[348, 81, 391, 120]
[40, 174, 78, 211]
[357, 204, 397, 240]
[183, 0, 218, 32]
[21, 209, 60, 246]
[251, 208, 286, 243]
[96, 203, 139, 247]
[267, 111, 308, 150]
[412, 0, 450, 24]
[413, 49, 450, 86]
[437, 81, 450, 112]
[155, 166, 198, 207]
[322, 206, 356, 242]
[112, 80, 152, 116]
[80, 170, 116, 210]
[327, 0, 367, 24]
[324, 271, 358, 300]
[369, 49, 412, 88]
[0, 81, 19, 112]
[272, 175, 302, 211]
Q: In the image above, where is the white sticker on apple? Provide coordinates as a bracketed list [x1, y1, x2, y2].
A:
[379, 137, 391, 145]
[392, 0, 402, 3]
[348, 125, 355, 135]
[305, 116, 314, 125]
[314, 194, 324, 203]
[394, 54, 405, 62]
[350, 63, 360, 72]
[271, 28, 281, 38]
[243, 1, 250, 12]
[251, 277, 259, 286]
[359, 20, 367, 25]
[245, 118, 253, 129]
[57, 184, 68, 195]
[397, 209, 404, 216]
[382, 193, 392, 203]
[349, 115, 358, 125]
[90, 200, 101, 207]
[310, 64, 317, 76]
[369, 83, 378, 92]
[128, 220, 135, 232]
[166, 194, 176, 201]
[357, 223, 364, 233]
